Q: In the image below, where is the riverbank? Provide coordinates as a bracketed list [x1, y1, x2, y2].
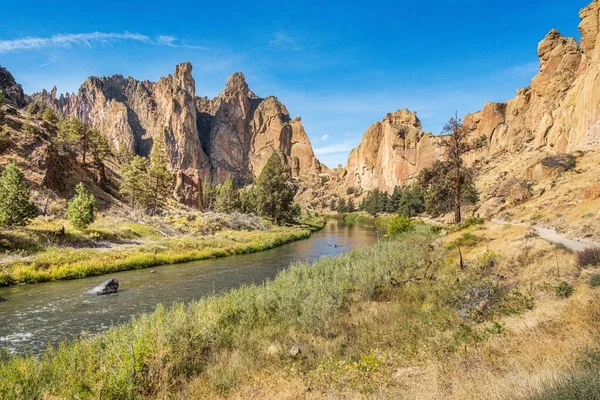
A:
[0, 213, 326, 286]
[2, 220, 598, 398]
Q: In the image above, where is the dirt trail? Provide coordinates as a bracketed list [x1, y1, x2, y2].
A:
[491, 218, 600, 252]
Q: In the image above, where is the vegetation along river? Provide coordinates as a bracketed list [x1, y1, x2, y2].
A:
[0, 219, 376, 355]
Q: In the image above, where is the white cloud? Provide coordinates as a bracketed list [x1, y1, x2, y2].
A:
[320, 134, 330, 141]
[0, 32, 207, 53]
[268, 32, 304, 51]
[313, 141, 357, 156]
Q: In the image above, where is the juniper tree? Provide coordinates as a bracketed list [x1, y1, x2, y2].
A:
[440, 112, 484, 223]
[67, 183, 96, 230]
[42, 107, 58, 124]
[0, 162, 37, 227]
[57, 117, 108, 166]
[215, 175, 240, 213]
[255, 151, 294, 224]
[120, 155, 150, 210]
[147, 133, 172, 214]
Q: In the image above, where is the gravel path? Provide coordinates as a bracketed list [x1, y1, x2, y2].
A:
[491, 218, 600, 252]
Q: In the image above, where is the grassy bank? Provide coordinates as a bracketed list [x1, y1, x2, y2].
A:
[1, 220, 598, 399]
[0, 214, 325, 286]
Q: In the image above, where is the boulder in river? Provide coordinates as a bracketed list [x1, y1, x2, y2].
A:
[88, 279, 119, 295]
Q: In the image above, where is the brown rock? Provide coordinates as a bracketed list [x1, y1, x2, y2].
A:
[508, 181, 532, 205]
[584, 184, 600, 200]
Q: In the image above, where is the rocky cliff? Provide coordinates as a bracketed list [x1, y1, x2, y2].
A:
[32, 63, 323, 207]
[0, 66, 26, 108]
[345, 0, 600, 197]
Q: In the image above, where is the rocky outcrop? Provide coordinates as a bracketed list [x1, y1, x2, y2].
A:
[0, 66, 26, 108]
[87, 278, 119, 295]
[33, 65, 323, 208]
[344, 109, 443, 191]
[345, 0, 600, 197]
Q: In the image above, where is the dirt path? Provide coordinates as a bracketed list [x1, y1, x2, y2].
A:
[491, 218, 600, 252]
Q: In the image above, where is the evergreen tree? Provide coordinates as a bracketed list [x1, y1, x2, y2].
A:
[329, 198, 337, 211]
[57, 117, 108, 165]
[0, 92, 5, 125]
[215, 176, 240, 213]
[416, 160, 478, 217]
[202, 180, 217, 211]
[0, 162, 37, 227]
[42, 107, 58, 124]
[147, 134, 172, 214]
[67, 183, 96, 230]
[337, 198, 348, 213]
[378, 191, 389, 213]
[397, 187, 425, 217]
[240, 186, 257, 214]
[390, 186, 402, 213]
[255, 151, 294, 224]
[347, 197, 356, 213]
[120, 155, 150, 209]
[27, 102, 41, 118]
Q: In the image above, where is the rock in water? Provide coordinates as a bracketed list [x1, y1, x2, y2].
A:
[88, 279, 119, 295]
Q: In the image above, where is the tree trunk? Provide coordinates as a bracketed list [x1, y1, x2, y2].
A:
[454, 164, 461, 224]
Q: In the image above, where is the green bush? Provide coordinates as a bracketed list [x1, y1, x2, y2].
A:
[446, 233, 483, 250]
[386, 215, 414, 236]
[67, 183, 96, 230]
[589, 274, 600, 288]
[555, 281, 574, 298]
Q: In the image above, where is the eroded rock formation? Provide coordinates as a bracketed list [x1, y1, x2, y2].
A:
[0, 66, 26, 108]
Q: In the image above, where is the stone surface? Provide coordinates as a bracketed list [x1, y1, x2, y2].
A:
[88, 279, 119, 295]
[0, 66, 26, 108]
[584, 184, 600, 200]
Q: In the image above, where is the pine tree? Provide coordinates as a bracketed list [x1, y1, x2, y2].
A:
[57, 117, 108, 165]
[147, 134, 172, 214]
[0, 91, 5, 125]
[0, 162, 37, 227]
[67, 183, 96, 230]
[240, 186, 257, 214]
[390, 186, 402, 213]
[337, 198, 348, 213]
[42, 107, 58, 124]
[120, 156, 150, 210]
[202, 180, 217, 211]
[215, 176, 240, 213]
[255, 151, 294, 224]
[347, 197, 356, 213]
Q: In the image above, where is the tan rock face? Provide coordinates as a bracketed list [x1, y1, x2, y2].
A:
[345, 0, 600, 198]
[584, 184, 600, 200]
[32, 65, 323, 207]
[345, 109, 443, 191]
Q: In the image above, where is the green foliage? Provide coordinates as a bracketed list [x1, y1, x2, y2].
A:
[0, 162, 37, 227]
[239, 186, 257, 214]
[215, 176, 241, 213]
[0, 228, 442, 398]
[22, 122, 36, 138]
[202, 180, 217, 211]
[347, 197, 356, 213]
[416, 160, 479, 217]
[27, 102, 41, 118]
[57, 117, 109, 165]
[329, 198, 337, 211]
[446, 233, 483, 250]
[41, 107, 58, 124]
[337, 197, 348, 213]
[397, 187, 425, 217]
[589, 274, 600, 288]
[386, 215, 414, 236]
[255, 151, 294, 224]
[0, 128, 10, 152]
[120, 155, 150, 210]
[147, 133, 172, 214]
[67, 183, 96, 230]
[528, 372, 600, 400]
[555, 281, 574, 298]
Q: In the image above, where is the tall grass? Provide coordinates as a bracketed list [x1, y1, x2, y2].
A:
[0, 228, 312, 286]
[0, 227, 443, 398]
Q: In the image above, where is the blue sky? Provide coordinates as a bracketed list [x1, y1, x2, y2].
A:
[0, 0, 588, 167]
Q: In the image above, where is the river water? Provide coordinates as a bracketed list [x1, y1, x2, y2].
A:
[0, 220, 376, 355]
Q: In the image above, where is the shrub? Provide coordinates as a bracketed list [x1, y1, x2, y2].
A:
[578, 247, 600, 268]
[67, 183, 96, 230]
[446, 233, 483, 250]
[555, 281, 574, 298]
[0, 162, 37, 227]
[589, 274, 600, 288]
[386, 215, 414, 236]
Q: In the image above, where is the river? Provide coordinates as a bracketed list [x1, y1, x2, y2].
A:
[0, 219, 376, 355]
